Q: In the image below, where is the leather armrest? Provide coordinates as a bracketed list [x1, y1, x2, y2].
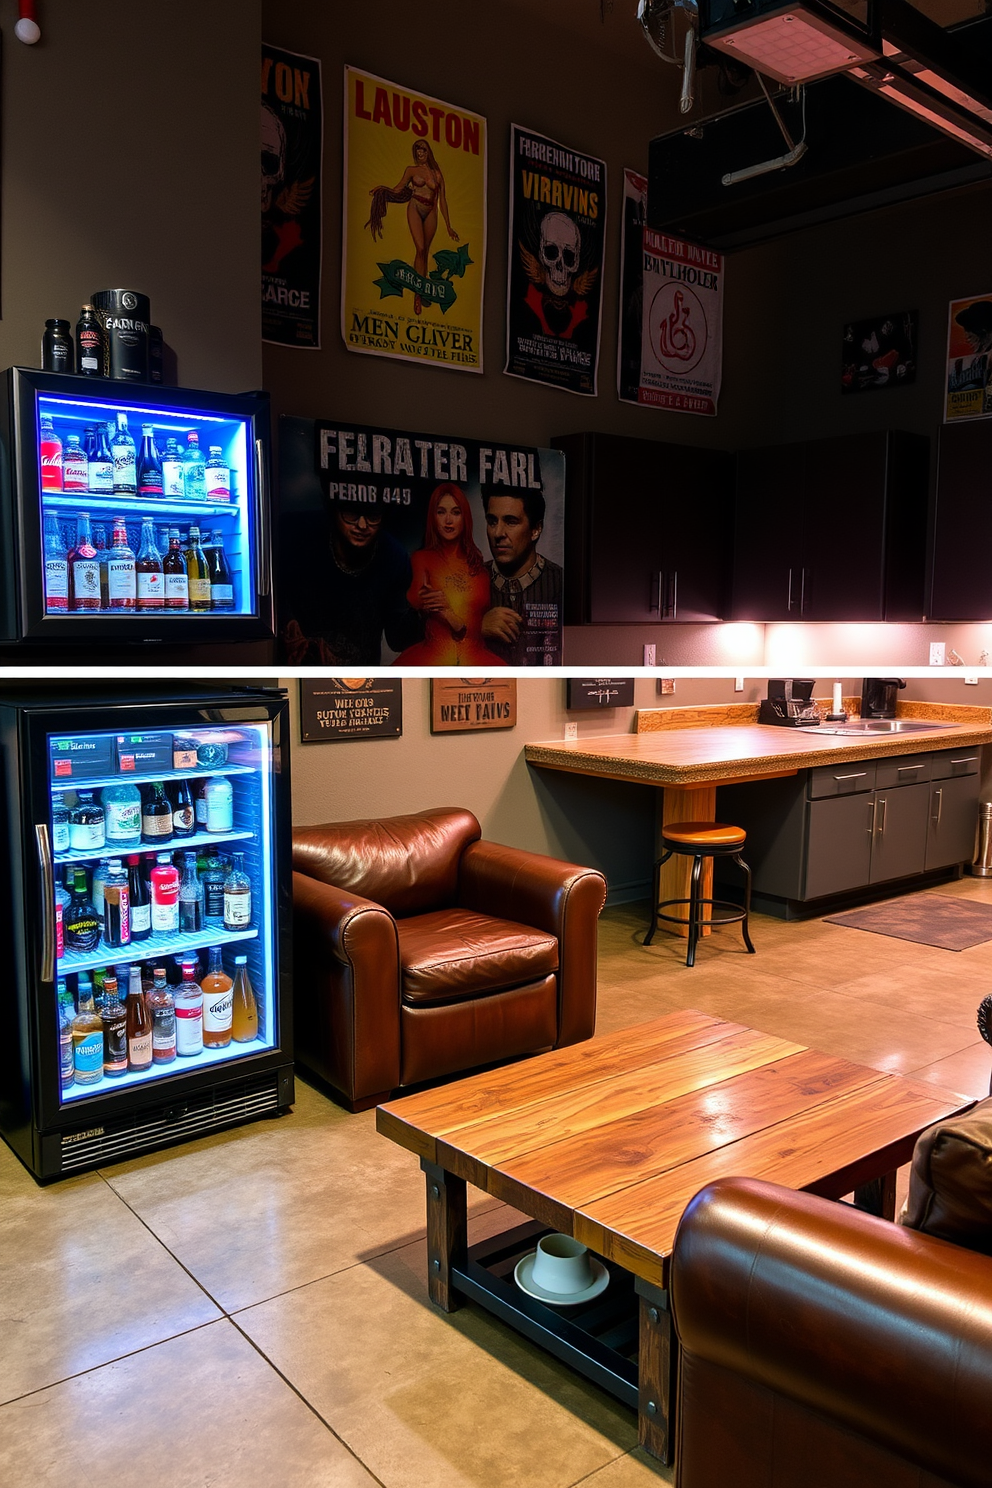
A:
[458, 841, 606, 1047]
[671, 1177, 992, 1488]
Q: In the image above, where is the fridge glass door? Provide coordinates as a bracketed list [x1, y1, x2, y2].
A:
[49, 719, 277, 1104]
[37, 388, 256, 620]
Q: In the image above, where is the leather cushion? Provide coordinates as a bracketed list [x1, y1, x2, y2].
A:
[397, 907, 559, 1005]
[901, 1096, 992, 1254]
[663, 821, 746, 847]
[400, 976, 559, 1085]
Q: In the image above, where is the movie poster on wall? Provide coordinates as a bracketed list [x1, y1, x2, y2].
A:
[618, 168, 723, 416]
[504, 124, 606, 397]
[276, 415, 564, 667]
[945, 292, 992, 421]
[341, 67, 486, 373]
[262, 46, 323, 348]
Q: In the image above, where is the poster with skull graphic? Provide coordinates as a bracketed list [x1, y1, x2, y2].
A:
[262, 46, 323, 348]
[504, 125, 606, 397]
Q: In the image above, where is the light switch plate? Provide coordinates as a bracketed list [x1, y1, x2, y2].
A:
[643, 644, 656, 667]
[735, 676, 745, 692]
[929, 642, 946, 666]
[564, 722, 578, 740]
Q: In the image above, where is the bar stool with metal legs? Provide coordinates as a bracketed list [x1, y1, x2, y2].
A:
[644, 821, 756, 967]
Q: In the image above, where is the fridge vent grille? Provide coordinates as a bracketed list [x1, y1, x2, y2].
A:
[59, 1072, 283, 1171]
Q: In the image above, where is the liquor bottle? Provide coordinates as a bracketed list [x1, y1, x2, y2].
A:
[58, 979, 75, 1088]
[126, 854, 151, 941]
[68, 511, 101, 611]
[52, 800, 70, 854]
[102, 857, 131, 949]
[135, 517, 164, 611]
[179, 850, 204, 933]
[42, 318, 74, 374]
[126, 965, 153, 1072]
[91, 521, 109, 608]
[201, 946, 233, 1048]
[71, 975, 103, 1086]
[207, 530, 235, 611]
[150, 852, 180, 934]
[201, 851, 227, 925]
[65, 870, 101, 953]
[63, 435, 89, 493]
[172, 778, 195, 837]
[146, 967, 176, 1063]
[204, 776, 234, 834]
[231, 955, 259, 1043]
[111, 412, 137, 495]
[161, 438, 184, 499]
[39, 413, 63, 491]
[184, 526, 211, 611]
[162, 529, 189, 612]
[75, 304, 105, 376]
[175, 958, 204, 1057]
[101, 974, 128, 1078]
[137, 425, 164, 500]
[43, 512, 69, 613]
[68, 791, 105, 852]
[91, 860, 111, 920]
[54, 866, 70, 961]
[101, 779, 141, 848]
[182, 431, 207, 502]
[204, 447, 231, 503]
[88, 423, 114, 495]
[141, 781, 173, 845]
[105, 517, 137, 610]
[223, 852, 251, 931]
[194, 778, 210, 830]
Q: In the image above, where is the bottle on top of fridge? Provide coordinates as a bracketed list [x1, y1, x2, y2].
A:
[179, 850, 204, 933]
[223, 851, 251, 930]
[75, 304, 105, 376]
[185, 526, 211, 611]
[54, 866, 70, 961]
[126, 965, 153, 1072]
[183, 431, 207, 501]
[163, 530, 189, 612]
[68, 791, 105, 852]
[101, 974, 128, 1078]
[201, 851, 227, 924]
[161, 438, 185, 499]
[52, 800, 70, 854]
[71, 975, 103, 1086]
[103, 779, 142, 848]
[63, 435, 89, 493]
[150, 852, 180, 934]
[43, 512, 69, 613]
[135, 518, 164, 610]
[175, 958, 204, 1056]
[207, 530, 235, 610]
[127, 854, 151, 941]
[137, 425, 164, 500]
[204, 447, 230, 502]
[231, 955, 258, 1043]
[111, 412, 137, 495]
[204, 776, 234, 834]
[105, 518, 137, 611]
[142, 781, 173, 844]
[42, 319, 73, 375]
[147, 967, 176, 1063]
[102, 858, 131, 949]
[88, 423, 114, 494]
[201, 946, 233, 1048]
[68, 512, 102, 611]
[58, 979, 75, 1088]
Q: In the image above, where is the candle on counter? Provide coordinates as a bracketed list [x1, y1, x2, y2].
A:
[832, 681, 843, 714]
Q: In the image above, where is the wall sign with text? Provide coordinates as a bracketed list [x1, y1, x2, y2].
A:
[299, 678, 403, 742]
[566, 678, 635, 710]
[431, 678, 517, 733]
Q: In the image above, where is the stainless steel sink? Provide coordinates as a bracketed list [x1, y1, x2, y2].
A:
[799, 719, 951, 736]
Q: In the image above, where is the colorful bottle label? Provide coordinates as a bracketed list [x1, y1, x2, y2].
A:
[45, 559, 69, 608]
[137, 572, 164, 606]
[41, 441, 63, 491]
[106, 801, 141, 840]
[128, 1032, 153, 1068]
[73, 1032, 103, 1081]
[52, 816, 70, 853]
[64, 456, 89, 492]
[88, 459, 113, 493]
[113, 452, 137, 489]
[210, 584, 234, 607]
[55, 901, 64, 960]
[224, 889, 251, 927]
[165, 573, 189, 607]
[175, 1001, 203, 1055]
[151, 1005, 176, 1059]
[205, 467, 231, 500]
[69, 819, 104, 851]
[162, 459, 184, 498]
[188, 578, 211, 605]
[72, 559, 101, 607]
[107, 559, 136, 602]
[202, 988, 233, 1033]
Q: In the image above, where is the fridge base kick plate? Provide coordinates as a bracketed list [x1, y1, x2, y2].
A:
[40, 1065, 294, 1179]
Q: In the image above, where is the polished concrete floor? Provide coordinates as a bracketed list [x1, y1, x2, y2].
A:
[2, 881, 990, 1487]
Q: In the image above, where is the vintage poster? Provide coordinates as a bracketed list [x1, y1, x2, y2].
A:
[299, 679, 403, 742]
[504, 124, 606, 397]
[842, 311, 917, 394]
[277, 415, 564, 667]
[945, 292, 992, 421]
[341, 67, 486, 373]
[617, 168, 648, 405]
[431, 679, 517, 734]
[262, 45, 323, 348]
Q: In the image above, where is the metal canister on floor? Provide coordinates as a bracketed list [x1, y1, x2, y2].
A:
[970, 801, 992, 877]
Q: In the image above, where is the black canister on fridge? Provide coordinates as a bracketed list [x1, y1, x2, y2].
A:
[91, 289, 151, 382]
[42, 319, 74, 374]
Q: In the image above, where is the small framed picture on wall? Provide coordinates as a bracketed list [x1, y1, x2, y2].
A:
[299, 678, 403, 742]
[431, 678, 517, 733]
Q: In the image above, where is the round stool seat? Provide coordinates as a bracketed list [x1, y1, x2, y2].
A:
[661, 821, 746, 849]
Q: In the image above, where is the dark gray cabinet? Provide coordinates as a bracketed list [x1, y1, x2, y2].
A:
[927, 773, 980, 869]
[930, 422, 992, 620]
[805, 792, 875, 899]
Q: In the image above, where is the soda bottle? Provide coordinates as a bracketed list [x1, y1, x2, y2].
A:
[146, 967, 177, 1063]
[182, 431, 207, 501]
[201, 946, 233, 1048]
[105, 517, 137, 610]
[102, 858, 131, 949]
[57, 979, 75, 1088]
[39, 413, 63, 491]
[89, 423, 114, 495]
[137, 425, 164, 500]
[171, 778, 195, 837]
[71, 975, 104, 1086]
[204, 447, 230, 502]
[54, 865, 71, 962]
[184, 526, 211, 611]
[163, 529, 189, 612]
[126, 965, 153, 1072]
[67, 512, 102, 611]
[231, 955, 259, 1043]
[161, 437, 185, 499]
[68, 791, 105, 852]
[63, 435, 89, 493]
[223, 851, 251, 931]
[75, 304, 105, 376]
[42, 319, 74, 374]
[208, 530, 235, 610]
[111, 412, 137, 495]
[179, 850, 204, 933]
[135, 517, 164, 610]
[43, 512, 69, 612]
[175, 958, 204, 1057]
[101, 974, 128, 1078]
[150, 852, 180, 934]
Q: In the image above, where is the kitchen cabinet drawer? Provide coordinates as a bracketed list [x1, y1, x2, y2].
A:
[808, 759, 875, 799]
[873, 753, 932, 789]
[931, 747, 981, 779]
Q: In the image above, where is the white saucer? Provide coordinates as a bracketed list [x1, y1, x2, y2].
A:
[513, 1250, 610, 1307]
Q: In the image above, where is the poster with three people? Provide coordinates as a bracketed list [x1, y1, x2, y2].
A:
[277, 416, 564, 667]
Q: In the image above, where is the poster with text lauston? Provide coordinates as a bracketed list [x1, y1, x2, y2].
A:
[505, 125, 606, 397]
[342, 67, 486, 373]
[262, 46, 322, 348]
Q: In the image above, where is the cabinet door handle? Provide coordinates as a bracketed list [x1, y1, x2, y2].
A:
[800, 566, 808, 614]
[36, 823, 55, 984]
[786, 567, 794, 612]
[867, 801, 876, 836]
[833, 772, 867, 781]
[663, 570, 678, 620]
[876, 797, 886, 836]
[932, 787, 943, 827]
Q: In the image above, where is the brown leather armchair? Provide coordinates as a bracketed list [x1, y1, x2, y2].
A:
[291, 807, 608, 1110]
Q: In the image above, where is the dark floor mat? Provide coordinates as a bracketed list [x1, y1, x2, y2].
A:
[825, 893, 992, 951]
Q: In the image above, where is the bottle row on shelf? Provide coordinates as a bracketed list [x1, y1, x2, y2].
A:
[41, 412, 234, 503]
[44, 513, 236, 614]
[56, 775, 240, 853]
[62, 951, 260, 1092]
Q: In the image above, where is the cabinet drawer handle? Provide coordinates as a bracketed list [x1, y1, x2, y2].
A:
[932, 787, 943, 827]
[896, 764, 923, 773]
[833, 772, 867, 781]
[949, 757, 978, 766]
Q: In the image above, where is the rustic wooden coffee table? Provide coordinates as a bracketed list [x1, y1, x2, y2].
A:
[376, 1010, 971, 1464]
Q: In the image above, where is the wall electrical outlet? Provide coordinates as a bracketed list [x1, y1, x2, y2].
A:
[735, 676, 745, 692]
[564, 722, 578, 740]
[929, 642, 946, 666]
[643, 643, 656, 667]
[965, 674, 979, 685]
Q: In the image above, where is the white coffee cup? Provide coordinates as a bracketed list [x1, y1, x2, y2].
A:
[531, 1233, 595, 1294]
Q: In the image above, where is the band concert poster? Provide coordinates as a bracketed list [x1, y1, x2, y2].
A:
[505, 124, 606, 397]
[262, 46, 323, 349]
[618, 168, 723, 416]
[277, 415, 564, 667]
[342, 67, 486, 373]
[945, 292, 992, 422]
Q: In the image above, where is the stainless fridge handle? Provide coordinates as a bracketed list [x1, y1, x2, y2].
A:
[254, 436, 272, 598]
[932, 787, 943, 827]
[35, 823, 55, 983]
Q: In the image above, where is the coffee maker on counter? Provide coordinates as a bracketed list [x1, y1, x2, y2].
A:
[758, 678, 821, 727]
[861, 677, 906, 719]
